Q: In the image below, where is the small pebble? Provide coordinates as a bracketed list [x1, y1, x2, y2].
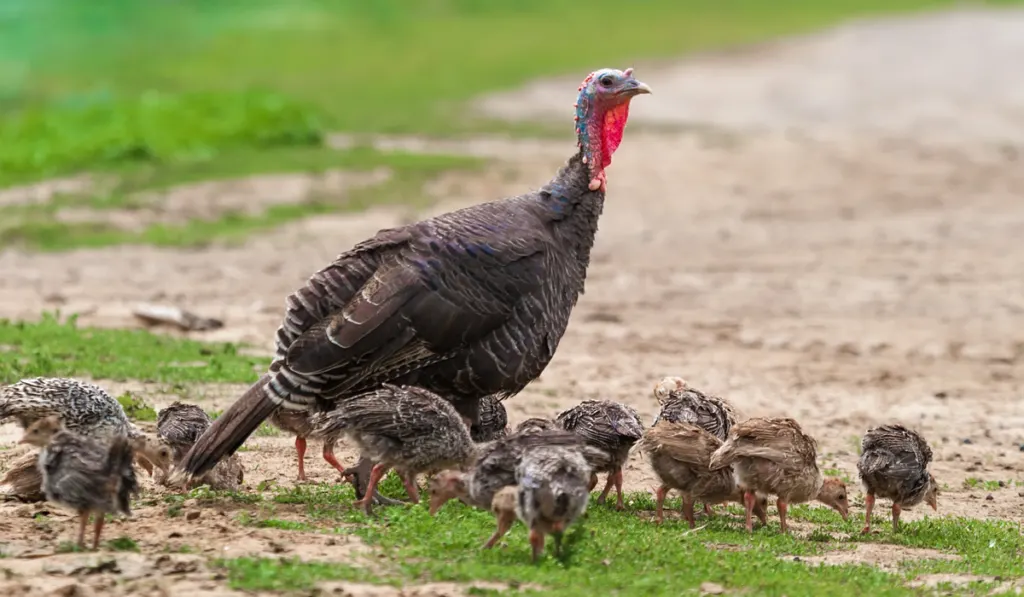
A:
[986, 494, 995, 501]
[962, 438, 973, 445]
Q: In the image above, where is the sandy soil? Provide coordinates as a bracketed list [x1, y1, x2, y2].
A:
[3, 7, 1024, 594]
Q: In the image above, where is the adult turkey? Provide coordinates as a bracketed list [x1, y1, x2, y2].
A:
[170, 68, 651, 502]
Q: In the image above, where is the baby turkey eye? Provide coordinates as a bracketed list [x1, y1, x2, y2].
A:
[600, 75, 614, 87]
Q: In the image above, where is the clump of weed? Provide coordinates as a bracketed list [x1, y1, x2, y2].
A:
[116, 391, 157, 422]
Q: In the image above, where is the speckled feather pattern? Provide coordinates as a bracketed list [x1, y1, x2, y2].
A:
[463, 429, 591, 510]
[514, 418, 558, 435]
[514, 444, 592, 536]
[471, 396, 509, 443]
[555, 400, 645, 473]
[652, 378, 737, 441]
[157, 403, 212, 461]
[709, 417, 823, 504]
[858, 424, 935, 508]
[157, 403, 244, 491]
[310, 384, 476, 476]
[642, 421, 747, 506]
[0, 378, 140, 440]
[38, 429, 138, 516]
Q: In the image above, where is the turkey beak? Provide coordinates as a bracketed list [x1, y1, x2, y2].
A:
[620, 79, 652, 97]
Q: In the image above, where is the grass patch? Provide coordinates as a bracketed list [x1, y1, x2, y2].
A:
[0, 90, 324, 187]
[963, 478, 1007, 491]
[106, 536, 140, 552]
[219, 557, 379, 592]
[236, 512, 316, 532]
[216, 489, 1024, 596]
[115, 391, 157, 422]
[0, 146, 481, 251]
[0, 312, 268, 384]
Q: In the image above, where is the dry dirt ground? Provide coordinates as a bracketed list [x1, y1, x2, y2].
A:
[3, 7, 1024, 596]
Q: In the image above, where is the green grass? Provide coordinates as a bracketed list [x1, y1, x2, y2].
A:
[115, 391, 157, 422]
[0, 312, 268, 384]
[219, 558, 378, 592]
[7, 0, 1016, 137]
[2, 0, 1018, 190]
[0, 90, 324, 187]
[0, 146, 481, 251]
[213, 485, 1024, 596]
[106, 536, 141, 552]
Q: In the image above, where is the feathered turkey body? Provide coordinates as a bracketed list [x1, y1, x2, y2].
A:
[513, 444, 592, 562]
[310, 384, 478, 514]
[556, 399, 644, 509]
[0, 378, 171, 501]
[471, 395, 510, 443]
[427, 428, 596, 550]
[709, 417, 849, 533]
[514, 417, 559, 435]
[652, 377, 737, 440]
[642, 421, 767, 527]
[19, 416, 139, 550]
[156, 403, 244, 491]
[857, 424, 938, 533]
[2, 378, 139, 439]
[171, 69, 652, 504]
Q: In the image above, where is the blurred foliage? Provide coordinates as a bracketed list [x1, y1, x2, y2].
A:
[0, 91, 324, 185]
[2, 0, 1004, 138]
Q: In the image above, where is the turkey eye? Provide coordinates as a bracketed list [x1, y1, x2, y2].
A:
[600, 75, 614, 87]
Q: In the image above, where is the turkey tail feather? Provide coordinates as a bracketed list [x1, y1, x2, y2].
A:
[168, 375, 277, 485]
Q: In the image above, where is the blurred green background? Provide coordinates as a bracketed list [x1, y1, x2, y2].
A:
[0, 0, 1013, 248]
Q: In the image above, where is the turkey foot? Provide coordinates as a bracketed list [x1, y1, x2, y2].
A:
[352, 463, 391, 515]
[344, 455, 405, 507]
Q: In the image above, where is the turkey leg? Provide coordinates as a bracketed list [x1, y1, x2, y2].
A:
[76, 511, 89, 549]
[346, 455, 405, 507]
[353, 463, 391, 515]
[92, 515, 106, 550]
[682, 496, 697, 529]
[862, 493, 875, 534]
[777, 500, 790, 533]
[400, 473, 421, 504]
[743, 491, 756, 533]
[295, 436, 307, 481]
[612, 468, 625, 510]
[654, 485, 668, 524]
[321, 440, 348, 477]
[596, 472, 615, 505]
[482, 509, 515, 549]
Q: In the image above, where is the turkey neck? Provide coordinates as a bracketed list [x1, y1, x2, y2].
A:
[537, 149, 604, 295]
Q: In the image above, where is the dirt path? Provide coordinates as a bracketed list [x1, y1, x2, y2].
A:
[3, 7, 1024, 592]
